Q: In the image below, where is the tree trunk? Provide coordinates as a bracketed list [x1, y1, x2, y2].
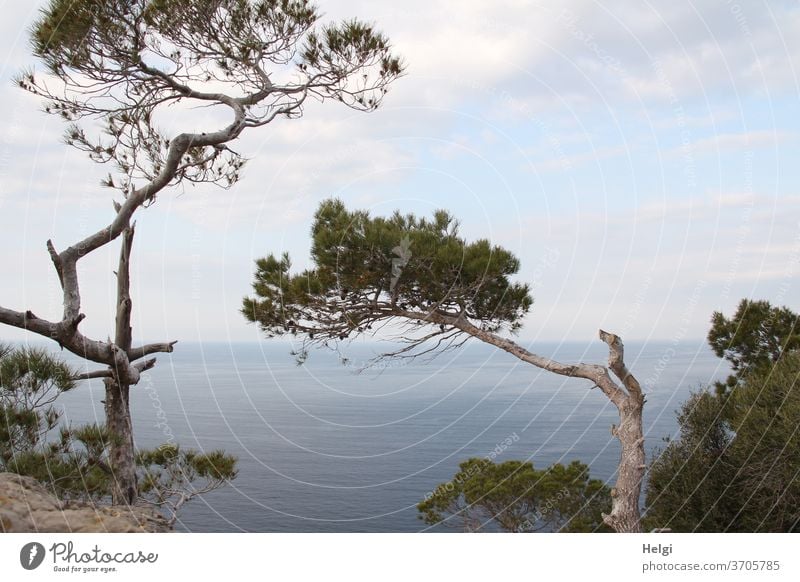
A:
[606, 392, 645, 532]
[399, 311, 647, 532]
[104, 376, 137, 505]
[105, 225, 138, 505]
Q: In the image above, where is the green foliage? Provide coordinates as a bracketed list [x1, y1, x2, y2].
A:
[642, 392, 736, 532]
[644, 351, 800, 532]
[417, 458, 611, 532]
[137, 444, 238, 491]
[708, 299, 799, 394]
[0, 343, 75, 397]
[0, 344, 237, 523]
[32, 0, 399, 88]
[137, 444, 238, 525]
[0, 346, 110, 502]
[0, 343, 75, 465]
[7, 423, 116, 502]
[725, 352, 800, 531]
[243, 199, 533, 357]
[21, 1, 403, 196]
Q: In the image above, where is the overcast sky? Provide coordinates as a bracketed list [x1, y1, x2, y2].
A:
[1, 1, 798, 349]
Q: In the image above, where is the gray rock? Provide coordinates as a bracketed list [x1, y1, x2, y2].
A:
[0, 473, 170, 533]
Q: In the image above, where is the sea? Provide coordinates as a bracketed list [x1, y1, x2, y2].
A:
[51, 339, 729, 532]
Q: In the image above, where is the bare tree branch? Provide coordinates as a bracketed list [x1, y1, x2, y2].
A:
[133, 358, 157, 373]
[73, 369, 114, 381]
[128, 342, 178, 362]
[599, 329, 643, 398]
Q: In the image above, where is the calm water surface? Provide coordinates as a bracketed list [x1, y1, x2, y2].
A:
[54, 340, 728, 532]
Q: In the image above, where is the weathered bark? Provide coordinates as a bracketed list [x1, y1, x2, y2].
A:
[104, 376, 136, 505]
[606, 393, 645, 532]
[105, 226, 138, 505]
[600, 330, 646, 533]
[396, 309, 646, 532]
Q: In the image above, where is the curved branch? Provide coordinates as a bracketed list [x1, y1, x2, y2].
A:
[0, 102, 246, 370]
[0, 306, 115, 365]
[394, 307, 627, 406]
[136, 61, 244, 105]
[61, 103, 247, 267]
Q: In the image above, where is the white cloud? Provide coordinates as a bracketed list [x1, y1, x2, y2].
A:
[2, 0, 800, 344]
[678, 130, 793, 156]
[527, 144, 629, 173]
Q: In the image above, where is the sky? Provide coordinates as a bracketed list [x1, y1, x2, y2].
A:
[0, 0, 798, 349]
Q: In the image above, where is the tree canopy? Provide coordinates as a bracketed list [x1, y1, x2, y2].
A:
[245, 198, 648, 533]
[22, 0, 403, 198]
[645, 350, 800, 532]
[708, 299, 799, 394]
[243, 198, 533, 361]
[0, 344, 75, 465]
[417, 458, 611, 532]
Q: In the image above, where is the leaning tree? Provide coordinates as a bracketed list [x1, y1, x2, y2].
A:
[243, 199, 647, 532]
[0, 0, 403, 505]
